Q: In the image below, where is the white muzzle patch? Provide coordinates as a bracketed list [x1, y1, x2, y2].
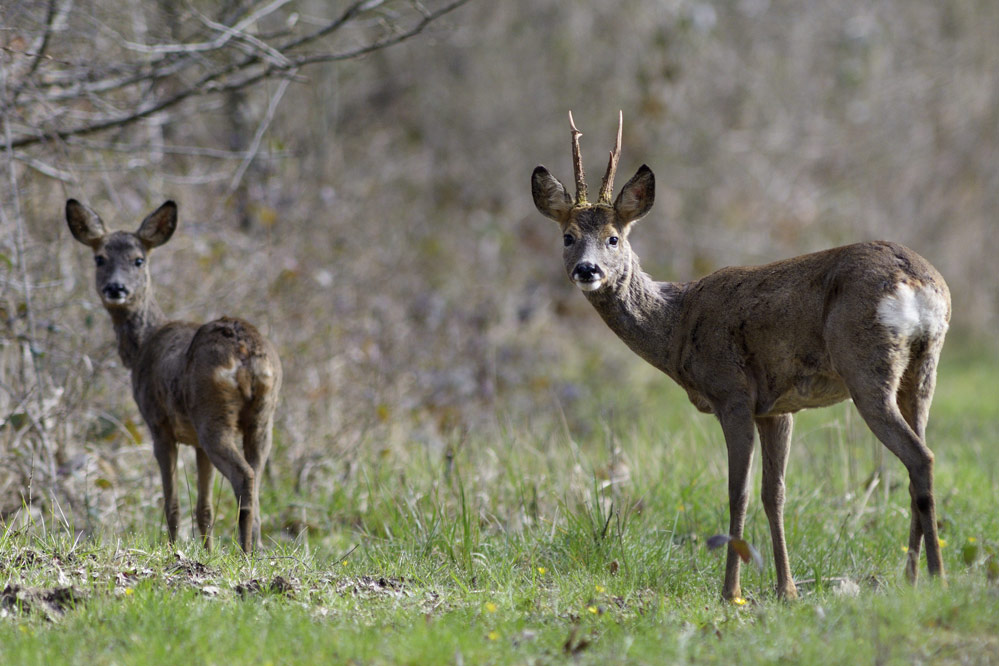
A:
[574, 277, 603, 292]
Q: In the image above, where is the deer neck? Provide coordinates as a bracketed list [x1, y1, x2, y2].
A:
[107, 295, 166, 369]
[584, 254, 683, 374]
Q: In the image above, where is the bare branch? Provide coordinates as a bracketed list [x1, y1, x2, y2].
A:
[9, 0, 66, 100]
[119, 0, 293, 64]
[64, 137, 292, 160]
[282, 0, 471, 65]
[223, 71, 295, 204]
[192, 7, 293, 68]
[277, 0, 369, 52]
[13, 153, 78, 183]
[6, 0, 473, 150]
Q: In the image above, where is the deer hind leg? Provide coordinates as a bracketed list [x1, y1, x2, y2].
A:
[151, 432, 180, 543]
[241, 410, 275, 549]
[717, 400, 756, 601]
[896, 337, 945, 582]
[195, 419, 256, 553]
[756, 414, 797, 599]
[195, 448, 215, 552]
[841, 342, 944, 584]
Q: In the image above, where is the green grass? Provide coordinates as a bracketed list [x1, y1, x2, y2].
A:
[2, 348, 998, 664]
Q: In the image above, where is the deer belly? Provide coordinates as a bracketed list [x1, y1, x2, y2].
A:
[766, 373, 851, 414]
[170, 416, 200, 446]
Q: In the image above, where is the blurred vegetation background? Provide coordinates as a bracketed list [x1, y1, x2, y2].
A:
[1, 0, 997, 539]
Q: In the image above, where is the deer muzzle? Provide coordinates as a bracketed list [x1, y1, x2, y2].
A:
[102, 282, 130, 304]
[572, 262, 605, 291]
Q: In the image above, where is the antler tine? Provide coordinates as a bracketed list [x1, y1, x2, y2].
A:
[598, 110, 623, 204]
[569, 110, 588, 205]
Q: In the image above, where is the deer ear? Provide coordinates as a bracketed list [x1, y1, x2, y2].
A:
[614, 165, 655, 224]
[66, 199, 107, 247]
[136, 201, 178, 249]
[532, 166, 574, 223]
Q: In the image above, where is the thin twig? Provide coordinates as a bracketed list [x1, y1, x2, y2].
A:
[218, 71, 297, 220]
[120, 0, 294, 58]
[64, 137, 292, 159]
[282, 0, 473, 66]
[192, 1, 295, 67]
[13, 153, 78, 183]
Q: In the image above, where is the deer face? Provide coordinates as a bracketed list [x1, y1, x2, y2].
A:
[66, 200, 178, 310]
[91, 232, 152, 307]
[532, 164, 655, 293]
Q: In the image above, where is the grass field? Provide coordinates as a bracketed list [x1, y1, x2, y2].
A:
[1, 345, 997, 665]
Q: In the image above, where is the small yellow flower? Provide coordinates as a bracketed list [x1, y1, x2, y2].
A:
[587, 605, 599, 614]
[938, 538, 947, 548]
[968, 537, 978, 543]
[487, 630, 500, 641]
[124, 588, 134, 596]
[595, 584, 605, 594]
[902, 545, 910, 552]
[537, 567, 546, 575]
[732, 597, 748, 606]
[677, 504, 685, 512]
[484, 602, 498, 613]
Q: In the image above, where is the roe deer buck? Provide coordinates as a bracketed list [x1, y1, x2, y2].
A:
[532, 112, 950, 600]
[67, 199, 282, 553]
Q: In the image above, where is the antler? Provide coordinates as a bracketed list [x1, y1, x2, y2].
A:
[568, 110, 588, 205]
[598, 110, 623, 205]
[568, 111, 624, 206]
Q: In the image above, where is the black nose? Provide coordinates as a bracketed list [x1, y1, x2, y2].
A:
[103, 283, 129, 300]
[572, 262, 603, 282]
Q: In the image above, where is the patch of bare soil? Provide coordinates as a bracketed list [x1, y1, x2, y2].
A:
[0, 584, 87, 620]
[333, 575, 410, 599]
[165, 551, 217, 586]
[234, 575, 298, 598]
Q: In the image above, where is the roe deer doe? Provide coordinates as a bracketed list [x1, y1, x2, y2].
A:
[531, 112, 950, 599]
[67, 200, 282, 553]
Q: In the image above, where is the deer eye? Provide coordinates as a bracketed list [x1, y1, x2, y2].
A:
[608, 236, 619, 247]
[134, 257, 145, 267]
[563, 234, 575, 247]
[94, 256, 106, 267]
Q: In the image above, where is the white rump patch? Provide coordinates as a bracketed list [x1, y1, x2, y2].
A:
[214, 360, 240, 387]
[876, 283, 948, 339]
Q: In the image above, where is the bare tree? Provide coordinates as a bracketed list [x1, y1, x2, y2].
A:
[0, 0, 471, 516]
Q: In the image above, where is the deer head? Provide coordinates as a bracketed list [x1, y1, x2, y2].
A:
[66, 200, 178, 310]
[532, 111, 655, 292]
